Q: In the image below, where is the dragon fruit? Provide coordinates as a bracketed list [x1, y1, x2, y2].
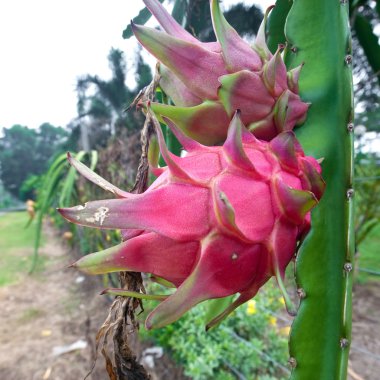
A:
[131, 0, 309, 145]
[58, 112, 325, 329]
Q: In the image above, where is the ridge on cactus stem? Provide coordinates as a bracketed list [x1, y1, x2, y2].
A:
[131, 0, 309, 145]
[58, 111, 325, 330]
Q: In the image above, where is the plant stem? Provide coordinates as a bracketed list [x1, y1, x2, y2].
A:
[284, 0, 354, 378]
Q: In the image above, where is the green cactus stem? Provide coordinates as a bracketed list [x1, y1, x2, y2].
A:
[283, 0, 354, 379]
[267, 0, 292, 52]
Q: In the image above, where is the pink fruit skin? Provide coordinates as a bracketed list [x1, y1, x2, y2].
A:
[59, 113, 325, 329]
[130, 0, 309, 144]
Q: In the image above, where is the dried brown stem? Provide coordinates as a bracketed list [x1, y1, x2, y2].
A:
[88, 64, 162, 380]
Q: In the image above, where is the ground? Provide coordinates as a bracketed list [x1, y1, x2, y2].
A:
[0, 213, 187, 380]
[0, 215, 109, 379]
[0, 212, 379, 379]
[349, 282, 380, 380]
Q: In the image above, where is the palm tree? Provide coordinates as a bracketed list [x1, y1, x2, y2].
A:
[76, 48, 152, 149]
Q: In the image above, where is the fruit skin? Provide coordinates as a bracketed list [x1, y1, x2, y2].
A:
[131, 0, 309, 145]
[58, 112, 325, 329]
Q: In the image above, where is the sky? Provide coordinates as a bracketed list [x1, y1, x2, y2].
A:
[0, 0, 272, 133]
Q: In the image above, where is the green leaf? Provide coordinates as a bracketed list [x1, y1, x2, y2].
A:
[171, 0, 188, 25]
[354, 14, 380, 86]
[356, 219, 379, 246]
[267, 0, 293, 54]
[31, 150, 97, 272]
[30, 153, 68, 272]
[122, 0, 165, 39]
[59, 151, 86, 208]
[90, 149, 98, 171]
[203, 296, 234, 327]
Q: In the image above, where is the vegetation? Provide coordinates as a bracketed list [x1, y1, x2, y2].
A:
[0, 123, 72, 200]
[354, 153, 380, 250]
[124, 0, 376, 378]
[0, 0, 379, 379]
[0, 212, 45, 286]
[76, 48, 152, 150]
[357, 223, 380, 283]
[140, 283, 290, 380]
[352, 0, 380, 132]
[0, 182, 22, 209]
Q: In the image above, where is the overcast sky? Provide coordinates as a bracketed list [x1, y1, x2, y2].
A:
[0, 0, 272, 133]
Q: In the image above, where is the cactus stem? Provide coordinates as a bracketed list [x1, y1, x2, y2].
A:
[285, 0, 354, 377]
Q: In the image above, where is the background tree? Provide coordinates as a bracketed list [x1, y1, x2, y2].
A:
[349, 0, 380, 268]
[76, 48, 152, 150]
[123, 0, 263, 41]
[350, 0, 380, 131]
[0, 123, 69, 200]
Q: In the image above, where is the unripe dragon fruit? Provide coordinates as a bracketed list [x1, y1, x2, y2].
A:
[59, 112, 325, 329]
[131, 0, 309, 145]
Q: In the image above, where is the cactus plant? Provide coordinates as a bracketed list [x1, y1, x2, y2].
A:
[273, 0, 354, 379]
[58, 0, 354, 378]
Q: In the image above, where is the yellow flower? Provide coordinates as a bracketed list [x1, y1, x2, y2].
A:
[62, 231, 73, 240]
[278, 297, 285, 306]
[246, 300, 257, 315]
[41, 329, 52, 337]
[268, 316, 277, 326]
[280, 326, 291, 336]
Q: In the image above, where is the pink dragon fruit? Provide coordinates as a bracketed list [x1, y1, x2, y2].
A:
[131, 0, 309, 144]
[58, 112, 324, 329]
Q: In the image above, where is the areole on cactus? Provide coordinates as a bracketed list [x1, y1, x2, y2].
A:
[132, 0, 309, 144]
[59, 109, 325, 329]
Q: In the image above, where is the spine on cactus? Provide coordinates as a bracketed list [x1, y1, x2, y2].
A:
[280, 0, 354, 379]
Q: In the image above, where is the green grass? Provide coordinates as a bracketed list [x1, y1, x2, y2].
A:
[0, 211, 46, 286]
[357, 223, 380, 283]
[18, 307, 45, 323]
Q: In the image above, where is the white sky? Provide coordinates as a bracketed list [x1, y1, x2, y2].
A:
[0, 0, 272, 133]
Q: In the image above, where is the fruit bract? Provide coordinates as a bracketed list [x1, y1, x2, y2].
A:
[59, 112, 325, 329]
[132, 0, 309, 144]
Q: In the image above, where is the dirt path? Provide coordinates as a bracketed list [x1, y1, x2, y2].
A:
[0, 223, 188, 380]
[0, 221, 378, 380]
[349, 282, 380, 380]
[0, 225, 109, 380]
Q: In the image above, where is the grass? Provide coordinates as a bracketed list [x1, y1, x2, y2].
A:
[357, 223, 380, 283]
[0, 209, 377, 286]
[0, 211, 46, 286]
[18, 307, 45, 323]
